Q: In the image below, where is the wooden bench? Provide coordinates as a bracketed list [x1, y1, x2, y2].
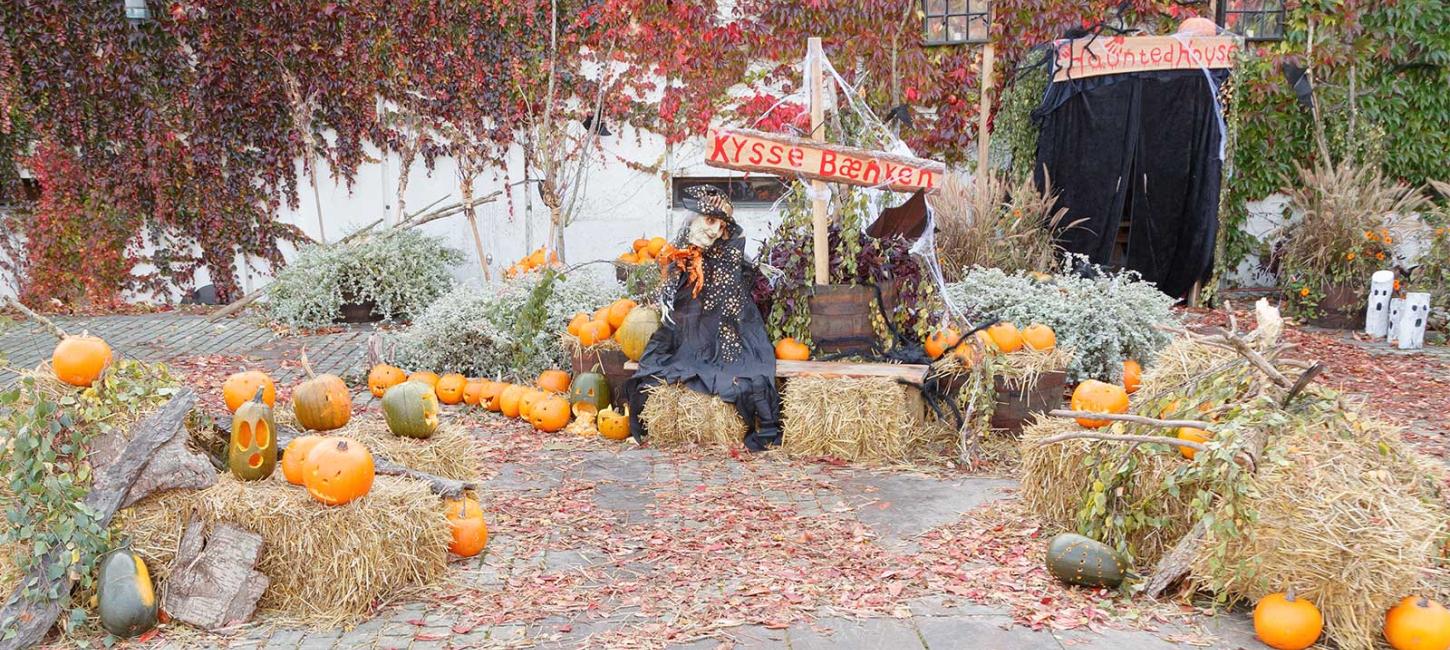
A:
[622, 359, 928, 384]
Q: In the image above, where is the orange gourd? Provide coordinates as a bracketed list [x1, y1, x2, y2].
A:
[597, 405, 631, 441]
[646, 237, 667, 257]
[986, 322, 1024, 353]
[1176, 427, 1211, 459]
[1020, 324, 1057, 351]
[632, 238, 650, 252]
[223, 370, 277, 412]
[367, 364, 407, 398]
[444, 496, 489, 557]
[607, 299, 637, 329]
[281, 435, 324, 485]
[1253, 591, 1323, 650]
[1122, 360, 1143, 394]
[51, 332, 113, 387]
[435, 373, 467, 405]
[924, 328, 962, 360]
[567, 313, 590, 337]
[536, 370, 572, 394]
[1384, 596, 1450, 650]
[303, 438, 375, 506]
[409, 371, 440, 387]
[498, 384, 526, 418]
[1069, 380, 1129, 429]
[530, 395, 571, 433]
[774, 338, 810, 361]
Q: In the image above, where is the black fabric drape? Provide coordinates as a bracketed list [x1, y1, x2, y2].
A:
[1033, 68, 1227, 299]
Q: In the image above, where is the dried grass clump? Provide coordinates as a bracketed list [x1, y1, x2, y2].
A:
[331, 417, 484, 482]
[929, 171, 1077, 280]
[779, 377, 954, 464]
[1190, 412, 1450, 650]
[119, 475, 451, 626]
[639, 383, 746, 448]
[560, 332, 621, 355]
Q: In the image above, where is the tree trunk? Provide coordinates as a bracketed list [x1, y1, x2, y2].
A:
[161, 520, 268, 630]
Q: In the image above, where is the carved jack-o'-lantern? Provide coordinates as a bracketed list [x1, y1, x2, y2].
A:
[228, 387, 277, 480]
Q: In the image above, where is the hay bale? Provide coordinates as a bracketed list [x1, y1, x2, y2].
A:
[780, 377, 953, 464]
[119, 474, 451, 626]
[1189, 414, 1450, 650]
[640, 383, 746, 448]
[333, 418, 484, 482]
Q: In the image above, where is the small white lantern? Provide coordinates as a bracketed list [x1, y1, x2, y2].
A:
[1364, 270, 1394, 337]
[1395, 292, 1430, 350]
[1388, 298, 1404, 343]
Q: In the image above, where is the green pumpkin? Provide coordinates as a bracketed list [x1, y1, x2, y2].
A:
[615, 307, 661, 362]
[382, 380, 441, 439]
[1045, 533, 1125, 588]
[567, 372, 612, 412]
[228, 387, 277, 480]
[97, 547, 158, 638]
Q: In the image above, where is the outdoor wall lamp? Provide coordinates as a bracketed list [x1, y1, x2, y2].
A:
[124, 0, 151, 24]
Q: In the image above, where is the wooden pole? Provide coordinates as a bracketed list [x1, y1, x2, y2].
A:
[808, 37, 830, 284]
[975, 25, 996, 189]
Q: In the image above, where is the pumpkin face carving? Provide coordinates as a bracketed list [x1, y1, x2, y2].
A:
[518, 389, 546, 421]
[1070, 380, 1129, 428]
[462, 379, 486, 406]
[97, 547, 158, 638]
[382, 381, 441, 439]
[303, 438, 375, 506]
[1253, 591, 1323, 650]
[444, 496, 489, 557]
[228, 387, 277, 480]
[530, 395, 571, 432]
[616, 307, 661, 361]
[52, 332, 113, 387]
[367, 364, 407, 398]
[567, 372, 612, 413]
[597, 405, 631, 441]
[479, 381, 505, 411]
[223, 370, 277, 412]
[435, 373, 468, 405]
[282, 435, 325, 485]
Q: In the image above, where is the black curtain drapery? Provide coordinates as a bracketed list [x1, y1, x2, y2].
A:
[1033, 67, 1229, 299]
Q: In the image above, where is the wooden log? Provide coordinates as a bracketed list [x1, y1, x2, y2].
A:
[0, 390, 196, 650]
[2, 296, 67, 340]
[90, 416, 217, 509]
[161, 519, 268, 630]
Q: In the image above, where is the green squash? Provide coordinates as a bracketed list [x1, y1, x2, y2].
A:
[615, 306, 661, 362]
[382, 380, 441, 439]
[97, 547, 158, 638]
[228, 387, 277, 480]
[1045, 533, 1125, 588]
[567, 372, 612, 412]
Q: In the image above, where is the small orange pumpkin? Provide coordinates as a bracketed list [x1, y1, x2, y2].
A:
[444, 496, 489, 557]
[1069, 380, 1129, 429]
[1020, 324, 1057, 351]
[632, 238, 650, 252]
[408, 371, 440, 387]
[479, 381, 505, 411]
[292, 355, 352, 432]
[1176, 427, 1211, 459]
[536, 370, 572, 394]
[222, 370, 277, 412]
[578, 320, 612, 346]
[530, 394, 571, 433]
[597, 405, 631, 441]
[367, 364, 407, 398]
[51, 332, 113, 387]
[1253, 591, 1323, 650]
[498, 384, 526, 418]
[986, 322, 1024, 353]
[1384, 596, 1450, 650]
[303, 438, 375, 506]
[435, 373, 468, 405]
[462, 380, 486, 406]
[518, 389, 546, 421]
[1122, 360, 1143, 394]
[924, 328, 962, 359]
[774, 338, 810, 361]
[606, 299, 638, 329]
[281, 435, 325, 485]
[566, 313, 590, 337]
[646, 237, 667, 257]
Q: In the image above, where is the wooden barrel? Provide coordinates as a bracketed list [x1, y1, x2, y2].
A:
[569, 346, 632, 408]
[808, 284, 878, 356]
[990, 370, 1068, 434]
[1305, 284, 1361, 330]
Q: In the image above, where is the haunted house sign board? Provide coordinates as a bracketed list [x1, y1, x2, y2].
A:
[1034, 34, 1238, 299]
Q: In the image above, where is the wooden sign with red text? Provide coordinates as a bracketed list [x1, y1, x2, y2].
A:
[705, 128, 946, 193]
[1052, 35, 1239, 82]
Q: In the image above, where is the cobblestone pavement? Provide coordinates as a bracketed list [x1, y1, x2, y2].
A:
[2, 312, 1271, 649]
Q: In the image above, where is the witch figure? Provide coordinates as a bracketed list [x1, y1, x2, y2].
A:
[624, 185, 782, 451]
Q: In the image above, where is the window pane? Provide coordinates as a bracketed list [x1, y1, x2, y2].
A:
[969, 14, 990, 42]
[970, 0, 990, 16]
[926, 0, 946, 16]
[948, 15, 967, 42]
[926, 16, 946, 42]
[949, 0, 968, 15]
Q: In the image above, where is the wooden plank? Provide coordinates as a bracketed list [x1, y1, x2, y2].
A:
[1051, 35, 1238, 82]
[623, 360, 928, 384]
[705, 127, 946, 194]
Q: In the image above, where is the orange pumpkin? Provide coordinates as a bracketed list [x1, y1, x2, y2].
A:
[986, 322, 1024, 353]
[1176, 427, 1211, 460]
[593, 306, 610, 321]
[774, 338, 810, 361]
[518, 389, 546, 421]
[646, 237, 667, 257]
[530, 395, 571, 433]
[409, 371, 440, 387]
[223, 370, 277, 412]
[367, 364, 407, 398]
[618, 252, 638, 264]
[566, 313, 590, 337]
[1069, 380, 1129, 429]
[281, 434, 325, 485]
[536, 370, 572, 394]
[435, 373, 468, 405]
[632, 238, 650, 252]
[293, 364, 352, 432]
[1384, 596, 1450, 650]
[461, 380, 485, 406]
[51, 332, 113, 387]
[498, 384, 526, 418]
[303, 438, 375, 506]
[444, 496, 489, 557]
[479, 381, 505, 411]
[578, 320, 612, 346]
[597, 405, 631, 440]
[924, 328, 962, 359]
[606, 299, 638, 329]
[1020, 324, 1057, 351]
[1253, 591, 1323, 650]
[1122, 360, 1143, 394]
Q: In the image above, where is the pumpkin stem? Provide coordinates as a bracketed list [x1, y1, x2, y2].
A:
[252, 386, 267, 403]
[1285, 587, 1298, 602]
[299, 347, 317, 379]
[1418, 596, 1430, 608]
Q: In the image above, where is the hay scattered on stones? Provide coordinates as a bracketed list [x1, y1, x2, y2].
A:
[330, 416, 484, 482]
[639, 383, 745, 448]
[119, 474, 451, 626]
[780, 377, 955, 464]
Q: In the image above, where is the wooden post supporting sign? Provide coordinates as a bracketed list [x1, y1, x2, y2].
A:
[808, 37, 830, 284]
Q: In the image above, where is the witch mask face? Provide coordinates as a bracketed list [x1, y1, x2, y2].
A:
[687, 215, 728, 248]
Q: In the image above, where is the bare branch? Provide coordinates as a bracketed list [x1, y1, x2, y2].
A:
[1045, 409, 1213, 430]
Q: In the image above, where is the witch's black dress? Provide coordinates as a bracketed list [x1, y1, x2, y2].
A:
[625, 222, 782, 451]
